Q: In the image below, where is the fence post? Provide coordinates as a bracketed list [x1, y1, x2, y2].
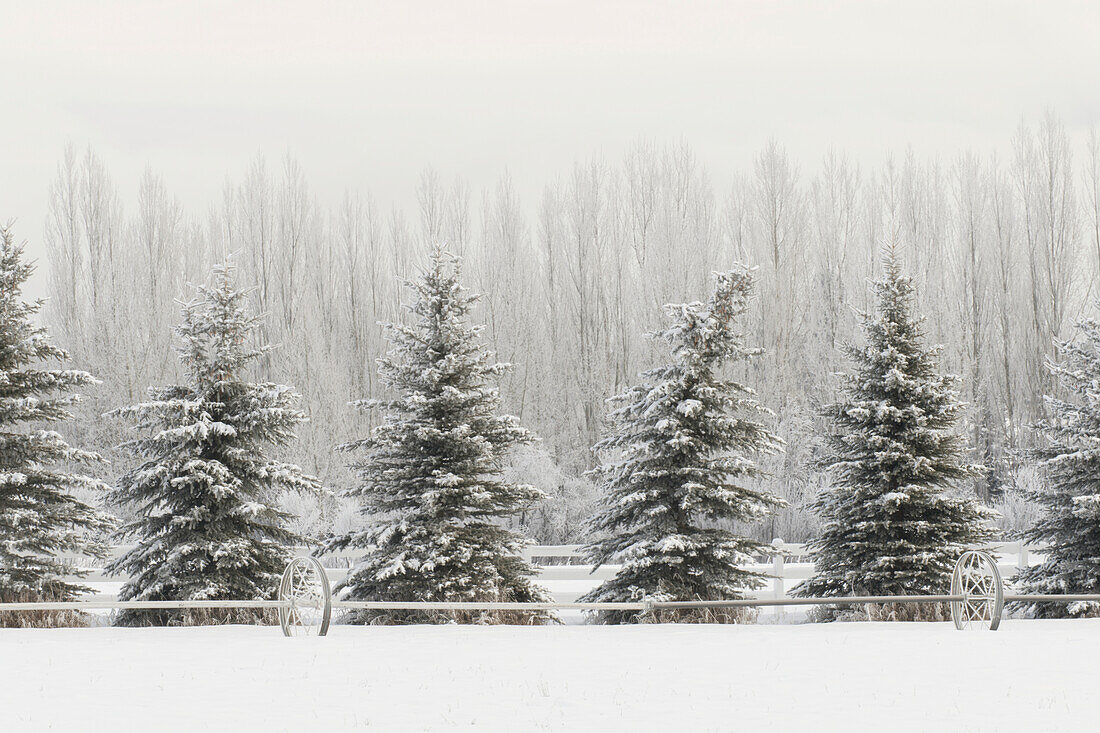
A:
[1019, 544, 1028, 571]
[771, 539, 785, 620]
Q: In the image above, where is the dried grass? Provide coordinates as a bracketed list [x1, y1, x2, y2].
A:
[0, 591, 96, 629]
[343, 608, 557, 626]
[114, 607, 281, 627]
[639, 606, 758, 624]
[809, 601, 951, 623]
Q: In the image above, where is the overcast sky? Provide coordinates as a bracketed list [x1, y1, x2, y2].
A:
[5, 1, 1100, 293]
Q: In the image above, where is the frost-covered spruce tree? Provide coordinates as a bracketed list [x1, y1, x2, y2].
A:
[579, 267, 785, 624]
[1014, 304, 1100, 618]
[106, 260, 320, 626]
[328, 246, 549, 624]
[0, 226, 113, 609]
[795, 247, 993, 617]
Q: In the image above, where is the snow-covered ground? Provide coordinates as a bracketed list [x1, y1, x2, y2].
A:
[1, 619, 1095, 732]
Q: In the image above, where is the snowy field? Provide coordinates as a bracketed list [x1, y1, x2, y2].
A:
[1, 620, 1096, 732]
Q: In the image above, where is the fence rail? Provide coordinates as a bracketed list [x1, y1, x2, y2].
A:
[0, 599, 287, 611]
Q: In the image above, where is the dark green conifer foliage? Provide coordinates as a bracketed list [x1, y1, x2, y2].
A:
[1015, 303, 1100, 618]
[0, 226, 113, 608]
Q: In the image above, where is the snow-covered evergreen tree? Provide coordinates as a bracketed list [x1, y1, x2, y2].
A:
[579, 267, 785, 624]
[0, 226, 113, 608]
[795, 247, 993, 614]
[329, 246, 549, 624]
[106, 259, 321, 626]
[1015, 303, 1100, 618]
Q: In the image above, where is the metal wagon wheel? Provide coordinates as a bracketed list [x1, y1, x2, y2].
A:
[951, 550, 1003, 631]
[279, 556, 332, 637]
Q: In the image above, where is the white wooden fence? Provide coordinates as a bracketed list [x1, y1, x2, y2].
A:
[59, 540, 1040, 609]
[520, 541, 1035, 606]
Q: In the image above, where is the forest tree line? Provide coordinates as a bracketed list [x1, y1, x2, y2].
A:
[39, 114, 1100, 544]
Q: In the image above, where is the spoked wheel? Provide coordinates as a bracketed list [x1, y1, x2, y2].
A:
[279, 556, 332, 637]
[951, 550, 1003, 631]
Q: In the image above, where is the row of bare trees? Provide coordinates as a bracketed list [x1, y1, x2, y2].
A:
[39, 114, 1100, 542]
